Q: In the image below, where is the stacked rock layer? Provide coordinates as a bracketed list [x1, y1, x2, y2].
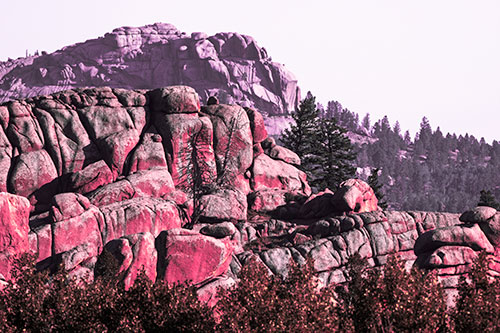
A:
[0, 86, 498, 305]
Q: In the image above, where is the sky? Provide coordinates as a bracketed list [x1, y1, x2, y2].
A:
[1, 0, 499, 142]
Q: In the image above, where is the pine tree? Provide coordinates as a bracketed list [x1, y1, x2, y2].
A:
[281, 91, 320, 178]
[282, 92, 357, 192]
[311, 118, 356, 190]
[478, 189, 500, 209]
[367, 168, 388, 209]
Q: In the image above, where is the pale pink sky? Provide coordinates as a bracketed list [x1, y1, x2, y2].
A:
[1, 0, 499, 142]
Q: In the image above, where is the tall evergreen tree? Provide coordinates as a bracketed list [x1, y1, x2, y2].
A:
[367, 168, 388, 209]
[281, 92, 320, 177]
[311, 118, 356, 190]
[282, 92, 357, 192]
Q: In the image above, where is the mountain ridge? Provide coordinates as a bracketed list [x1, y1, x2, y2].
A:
[0, 23, 300, 118]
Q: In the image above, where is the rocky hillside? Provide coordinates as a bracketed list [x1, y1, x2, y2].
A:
[0, 85, 498, 305]
[0, 23, 300, 125]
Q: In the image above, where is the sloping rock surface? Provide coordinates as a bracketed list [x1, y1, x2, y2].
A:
[0, 85, 497, 305]
[0, 85, 310, 290]
[0, 23, 300, 116]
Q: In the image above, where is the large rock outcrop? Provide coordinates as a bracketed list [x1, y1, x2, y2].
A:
[0, 85, 310, 290]
[0, 84, 497, 304]
[0, 23, 300, 117]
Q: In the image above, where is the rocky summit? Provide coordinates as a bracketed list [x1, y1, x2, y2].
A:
[0, 23, 299, 123]
[0, 85, 498, 304]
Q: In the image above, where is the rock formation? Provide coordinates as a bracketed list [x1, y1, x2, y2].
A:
[0, 23, 300, 120]
[0, 85, 498, 305]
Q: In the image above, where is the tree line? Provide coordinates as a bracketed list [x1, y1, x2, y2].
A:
[281, 93, 500, 212]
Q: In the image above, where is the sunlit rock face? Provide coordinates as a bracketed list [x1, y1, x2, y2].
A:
[0, 85, 309, 291]
[0, 84, 498, 306]
[0, 23, 300, 117]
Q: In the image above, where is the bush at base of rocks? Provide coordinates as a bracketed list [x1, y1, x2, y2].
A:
[0, 252, 499, 331]
[451, 251, 500, 332]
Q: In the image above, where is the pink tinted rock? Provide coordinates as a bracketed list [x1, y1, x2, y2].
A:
[149, 86, 200, 114]
[156, 113, 217, 191]
[197, 276, 236, 307]
[0, 24, 300, 116]
[201, 104, 253, 185]
[0, 128, 12, 192]
[423, 246, 478, 268]
[127, 127, 168, 174]
[50, 192, 91, 222]
[88, 179, 135, 207]
[100, 129, 140, 175]
[248, 189, 288, 213]
[7, 103, 44, 153]
[251, 154, 311, 196]
[51, 205, 103, 255]
[244, 107, 267, 143]
[0, 193, 30, 280]
[31, 224, 52, 262]
[99, 197, 181, 244]
[331, 179, 379, 214]
[158, 228, 234, 285]
[253, 143, 264, 157]
[460, 206, 497, 223]
[153, 199, 183, 235]
[112, 88, 147, 107]
[414, 223, 494, 255]
[126, 167, 175, 199]
[102, 238, 133, 276]
[77, 105, 135, 140]
[9, 149, 58, 205]
[60, 242, 99, 272]
[198, 189, 247, 222]
[102, 232, 157, 289]
[266, 145, 301, 166]
[477, 213, 500, 247]
[68, 160, 114, 194]
[122, 232, 157, 288]
[0, 106, 9, 129]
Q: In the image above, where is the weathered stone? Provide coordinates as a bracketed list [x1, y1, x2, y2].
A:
[198, 189, 247, 222]
[266, 145, 301, 165]
[99, 197, 182, 244]
[200, 222, 237, 239]
[0, 193, 30, 280]
[68, 160, 114, 194]
[251, 154, 310, 196]
[414, 224, 494, 255]
[248, 189, 288, 213]
[331, 179, 379, 214]
[260, 247, 292, 277]
[50, 192, 91, 222]
[460, 206, 497, 223]
[201, 104, 253, 190]
[157, 228, 234, 285]
[244, 107, 267, 143]
[149, 86, 200, 113]
[9, 150, 58, 205]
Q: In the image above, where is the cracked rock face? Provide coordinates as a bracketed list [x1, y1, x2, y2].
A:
[0, 23, 300, 117]
[0, 84, 497, 305]
[0, 85, 310, 291]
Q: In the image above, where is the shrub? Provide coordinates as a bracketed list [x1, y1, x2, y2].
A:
[0, 254, 215, 332]
[452, 251, 500, 332]
[215, 257, 339, 332]
[336, 254, 448, 332]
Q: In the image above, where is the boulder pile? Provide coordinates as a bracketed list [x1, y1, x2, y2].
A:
[0, 85, 498, 304]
